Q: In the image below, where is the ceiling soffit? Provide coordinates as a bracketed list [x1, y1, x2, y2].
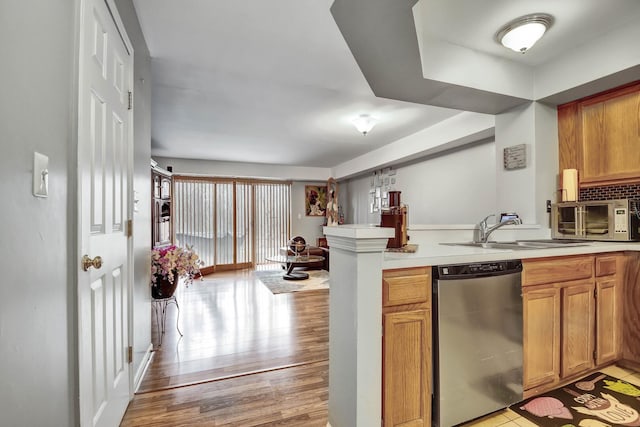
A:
[330, 0, 529, 115]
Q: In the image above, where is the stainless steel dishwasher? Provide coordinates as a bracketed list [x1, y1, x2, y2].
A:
[433, 260, 523, 427]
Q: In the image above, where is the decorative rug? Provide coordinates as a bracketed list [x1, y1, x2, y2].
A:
[510, 372, 640, 426]
[255, 269, 329, 294]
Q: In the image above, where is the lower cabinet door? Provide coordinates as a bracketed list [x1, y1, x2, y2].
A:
[523, 286, 561, 390]
[623, 253, 640, 365]
[596, 276, 620, 365]
[561, 281, 595, 378]
[383, 309, 431, 427]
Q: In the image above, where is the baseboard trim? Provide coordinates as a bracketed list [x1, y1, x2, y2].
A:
[132, 343, 154, 394]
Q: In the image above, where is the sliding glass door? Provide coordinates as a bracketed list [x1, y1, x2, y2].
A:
[174, 177, 290, 273]
[214, 181, 253, 269]
[254, 182, 291, 263]
[173, 179, 215, 268]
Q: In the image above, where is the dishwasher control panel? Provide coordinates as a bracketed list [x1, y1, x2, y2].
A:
[436, 259, 522, 279]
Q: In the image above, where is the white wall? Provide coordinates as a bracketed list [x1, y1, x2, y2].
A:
[395, 141, 497, 224]
[341, 174, 376, 225]
[336, 100, 558, 233]
[495, 103, 537, 223]
[154, 156, 331, 181]
[332, 111, 494, 180]
[343, 140, 497, 225]
[154, 158, 330, 246]
[0, 1, 76, 425]
[495, 101, 559, 226]
[115, 0, 153, 389]
[533, 102, 560, 228]
[0, 2, 152, 424]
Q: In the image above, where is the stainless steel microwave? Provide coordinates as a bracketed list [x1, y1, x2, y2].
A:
[551, 199, 640, 241]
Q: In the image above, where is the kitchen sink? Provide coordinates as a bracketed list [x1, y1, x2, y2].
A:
[442, 242, 537, 250]
[515, 239, 590, 245]
[442, 240, 590, 250]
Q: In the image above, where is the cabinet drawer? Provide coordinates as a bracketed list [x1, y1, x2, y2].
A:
[383, 267, 431, 308]
[596, 254, 619, 277]
[523, 256, 594, 286]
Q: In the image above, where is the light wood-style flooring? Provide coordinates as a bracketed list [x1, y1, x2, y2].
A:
[121, 268, 329, 426]
[121, 268, 640, 427]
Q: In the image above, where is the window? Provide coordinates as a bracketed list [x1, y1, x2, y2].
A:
[174, 177, 290, 272]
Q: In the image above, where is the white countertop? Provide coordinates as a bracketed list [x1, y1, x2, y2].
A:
[383, 241, 640, 269]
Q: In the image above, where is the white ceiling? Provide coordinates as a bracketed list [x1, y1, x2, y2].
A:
[132, 0, 640, 169]
[417, 0, 640, 67]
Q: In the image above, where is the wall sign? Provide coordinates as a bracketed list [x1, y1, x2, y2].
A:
[503, 144, 527, 170]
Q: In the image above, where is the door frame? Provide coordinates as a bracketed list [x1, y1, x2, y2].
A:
[75, 0, 135, 423]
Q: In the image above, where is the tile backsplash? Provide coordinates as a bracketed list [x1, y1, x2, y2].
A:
[579, 183, 640, 201]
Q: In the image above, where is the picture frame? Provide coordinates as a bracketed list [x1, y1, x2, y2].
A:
[305, 185, 327, 216]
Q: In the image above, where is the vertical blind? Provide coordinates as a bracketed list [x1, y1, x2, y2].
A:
[174, 179, 215, 267]
[236, 182, 253, 265]
[215, 182, 234, 265]
[254, 182, 291, 263]
[174, 177, 290, 270]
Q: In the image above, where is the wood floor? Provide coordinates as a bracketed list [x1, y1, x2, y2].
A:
[120, 267, 640, 427]
[121, 268, 329, 426]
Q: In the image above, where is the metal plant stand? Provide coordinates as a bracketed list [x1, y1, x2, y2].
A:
[152, 295, 183, 346]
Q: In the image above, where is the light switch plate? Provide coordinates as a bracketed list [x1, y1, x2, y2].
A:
[133, 190, 140, 213]
[33, 152, 49, 198]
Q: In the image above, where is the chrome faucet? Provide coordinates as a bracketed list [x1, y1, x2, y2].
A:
[476, 214, 522, 243]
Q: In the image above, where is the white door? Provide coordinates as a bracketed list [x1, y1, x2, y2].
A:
[77, 0, 133, 425]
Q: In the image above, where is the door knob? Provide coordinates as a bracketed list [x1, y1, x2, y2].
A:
[82, 255, 103, 271]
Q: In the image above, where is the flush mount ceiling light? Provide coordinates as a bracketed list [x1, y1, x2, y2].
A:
[352, 114, 377, 135]
[496, 13, 553, 54]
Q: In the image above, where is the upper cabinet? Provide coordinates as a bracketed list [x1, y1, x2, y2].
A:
[558, 81, 640, 187]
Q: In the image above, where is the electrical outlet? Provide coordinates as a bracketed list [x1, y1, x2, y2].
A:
[546, 199, 551, 213]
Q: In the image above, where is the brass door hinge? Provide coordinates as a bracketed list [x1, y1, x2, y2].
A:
[127, 346, 133, 364]
[128, 91, 133, 110]
[126, 219, 133, 238]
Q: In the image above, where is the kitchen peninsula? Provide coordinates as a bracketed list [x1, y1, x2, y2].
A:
[324, 224, 640, 427]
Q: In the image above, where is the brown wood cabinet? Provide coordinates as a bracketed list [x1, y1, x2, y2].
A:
[558, 81, 640, 187]
[622, 252, 640, 369]
[523, 285, 561, 390]
[561, 280, 595, 378]
[151, 166, 173, 247]
[522, 255, 593, 286]
[382, 267, 431, 427]
[523, 254, 623, 394]
[595, 254, 622, 365]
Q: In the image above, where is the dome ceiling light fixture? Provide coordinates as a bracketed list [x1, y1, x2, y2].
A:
[496, 13, 554, 54]
[352, 114, 377, 136]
